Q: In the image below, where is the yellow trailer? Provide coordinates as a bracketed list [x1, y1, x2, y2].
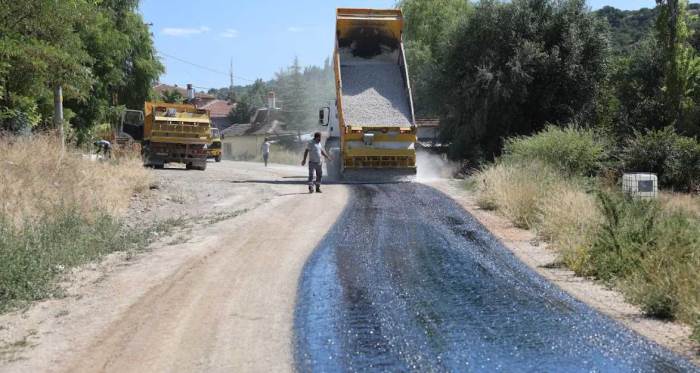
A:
[142, 102, 212, 170]
[319, 8, 417, 179]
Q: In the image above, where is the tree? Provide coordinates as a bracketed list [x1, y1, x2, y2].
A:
[276, 57, 310, 130]
[161, 89, 184, 104]
[228, 95, 252, 124]
[437, 0, 608, 161]
[656, 0, 700, 135]
[0, 0, 162, 140]
[399, 0, 471, 116]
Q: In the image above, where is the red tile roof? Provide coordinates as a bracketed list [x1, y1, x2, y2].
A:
[199, 99, 235, 118]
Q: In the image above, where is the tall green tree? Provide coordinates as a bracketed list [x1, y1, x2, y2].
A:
[276, 57, 308, 130]
[655, 0, 700, 135]
[0, 0, 162, 140]
[399, 0, 471, 116]
[437, 0, 608, 161]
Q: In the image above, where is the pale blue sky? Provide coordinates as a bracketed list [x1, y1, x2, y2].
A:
[139, 0, 660, 90]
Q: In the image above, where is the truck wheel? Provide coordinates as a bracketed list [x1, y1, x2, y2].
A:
[198, 162, 207, 171]
[215, 155, 221, 162]
[185, 163, 194, 170]
[154, 164, 165, 170]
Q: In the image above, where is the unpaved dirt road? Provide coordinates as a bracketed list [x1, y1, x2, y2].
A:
[0, 161, 697, 372]
[0, 161, 348, 372]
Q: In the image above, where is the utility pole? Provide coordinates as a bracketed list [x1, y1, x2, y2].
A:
[53, 0, 64, 152]
[229, 58, 235, 102]
[53, 84, 64, 151]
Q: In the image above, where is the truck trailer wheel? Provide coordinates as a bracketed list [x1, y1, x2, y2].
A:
[215, 155, 222, 162]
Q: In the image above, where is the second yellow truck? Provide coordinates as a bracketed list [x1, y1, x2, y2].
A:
[142, 102, 212, 170]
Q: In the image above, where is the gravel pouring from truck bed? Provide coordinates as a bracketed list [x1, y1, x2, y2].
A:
[341, 63, 412, 127]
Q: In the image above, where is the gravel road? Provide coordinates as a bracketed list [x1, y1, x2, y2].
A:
[0, 161, 349, 373]
[294, 183, 699, 372]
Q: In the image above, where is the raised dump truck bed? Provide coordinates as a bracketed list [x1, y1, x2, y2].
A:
[320, 8, 417, 177]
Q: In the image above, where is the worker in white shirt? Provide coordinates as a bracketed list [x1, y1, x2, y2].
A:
[301, 132, 332, 193]
[261, 138, 271, 166]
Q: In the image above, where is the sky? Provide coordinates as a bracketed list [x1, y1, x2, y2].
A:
[139, 0, 659, 91]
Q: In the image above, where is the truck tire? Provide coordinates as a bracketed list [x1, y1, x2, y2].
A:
[154, 164, 165, 170]
[215, 155, 222, 162]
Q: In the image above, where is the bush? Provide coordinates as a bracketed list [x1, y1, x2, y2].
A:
[502, 125, 608, 176]
[585, 192, 660, 281]
[620, 127, 700, 191]
[664, 136, 700, 192]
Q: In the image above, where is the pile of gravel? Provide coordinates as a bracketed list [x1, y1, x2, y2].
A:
[341, 62, 412, 127]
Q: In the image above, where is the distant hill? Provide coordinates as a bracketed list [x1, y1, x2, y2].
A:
[594, 3, 700, 52]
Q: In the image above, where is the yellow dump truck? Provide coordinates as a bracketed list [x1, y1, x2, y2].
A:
[319, 8, 417, 179]
[207, 127, 222, 162]
[142, 102, 212, 170]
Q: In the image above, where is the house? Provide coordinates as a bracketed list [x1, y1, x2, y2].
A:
[198, 99, 235, 129]
[221, 108, 299, 160]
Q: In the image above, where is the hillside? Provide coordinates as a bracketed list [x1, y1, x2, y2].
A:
[595, 3, 700, 52]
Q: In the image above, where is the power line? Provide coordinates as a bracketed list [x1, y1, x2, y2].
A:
[157, 51, 258, 83]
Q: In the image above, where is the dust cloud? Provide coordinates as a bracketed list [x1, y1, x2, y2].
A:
[416, 150, 458, 181]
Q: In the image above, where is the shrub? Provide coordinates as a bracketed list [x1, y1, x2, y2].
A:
[620, 127, 700, 191]
[664, 136, 700, 192]
[585, 192, 659, 281]
[502, 125, 608, 176]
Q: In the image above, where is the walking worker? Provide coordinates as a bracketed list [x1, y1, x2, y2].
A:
[261, 137, 271, 166]
[301, 132, 331, 193]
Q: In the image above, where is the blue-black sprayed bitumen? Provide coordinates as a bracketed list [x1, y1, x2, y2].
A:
[293, 183, 699, 372]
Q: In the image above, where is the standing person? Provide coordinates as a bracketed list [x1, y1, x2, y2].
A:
[261, 138, 271, 167]
[301, 132, 331, 193]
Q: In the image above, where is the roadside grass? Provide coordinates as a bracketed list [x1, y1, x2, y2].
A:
[472, 127, 700, 342]
[0, 135, 152, 225]
[0, 134, 162, 312]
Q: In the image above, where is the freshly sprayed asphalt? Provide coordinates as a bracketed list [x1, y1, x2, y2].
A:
[294, 183, 698, 372]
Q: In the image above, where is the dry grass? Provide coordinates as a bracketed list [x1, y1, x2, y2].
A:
[538, 182, 602, 273]
[659, 192, 700, 218]
[474, 161, 560, 229]
[0, 135, 152, 225]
